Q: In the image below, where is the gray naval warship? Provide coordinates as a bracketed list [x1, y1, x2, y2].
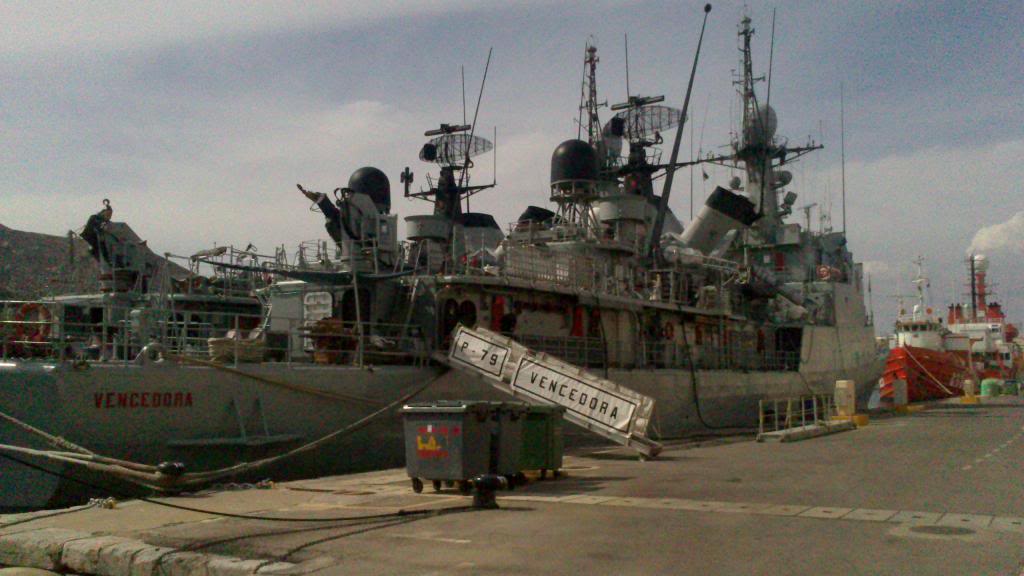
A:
[0, 12, 882, 509]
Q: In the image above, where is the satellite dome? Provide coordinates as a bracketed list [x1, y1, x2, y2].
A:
[743, 104, 777, 146]
[348, 166, 391, 213]
[550, 139, 599, 185]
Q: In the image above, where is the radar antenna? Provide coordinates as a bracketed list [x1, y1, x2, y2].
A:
[404, 50, 496, 221]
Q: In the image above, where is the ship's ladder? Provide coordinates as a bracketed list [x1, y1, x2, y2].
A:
[435, 325, 662, 458]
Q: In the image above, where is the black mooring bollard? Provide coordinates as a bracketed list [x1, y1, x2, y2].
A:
[470, 474, 508, 509]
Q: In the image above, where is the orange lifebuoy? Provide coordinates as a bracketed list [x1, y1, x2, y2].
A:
[662, 322, 675, 340]
[817, 265, 831, 281]
[13, 303, 52, 342]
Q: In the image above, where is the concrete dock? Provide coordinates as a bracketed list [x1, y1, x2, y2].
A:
[1, 396, 1022, 575]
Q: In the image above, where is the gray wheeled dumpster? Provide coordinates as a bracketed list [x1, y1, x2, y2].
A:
[401, 400, 527, 493]
[401, 401, 491, 493]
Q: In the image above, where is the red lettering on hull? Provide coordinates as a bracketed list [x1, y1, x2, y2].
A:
[92, 391, 195, 409]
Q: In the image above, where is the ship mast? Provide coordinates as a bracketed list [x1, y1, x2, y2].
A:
[582, 43, 604, 148]
[729, 14, 821, 236]
[911, 256, 929, 317]
[735, 15, 775, 228]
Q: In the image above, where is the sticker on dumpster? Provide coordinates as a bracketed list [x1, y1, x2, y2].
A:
[449, 327, 510, 380]
[511, 357, 637, 433]
[415, 424, 461, 459]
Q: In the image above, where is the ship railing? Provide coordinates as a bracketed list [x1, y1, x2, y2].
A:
[165, 244, 279, 297]
[501, 246, 600, 292]
[642, 341, 800, 372]
[514, 334, 801, 372]
[0, 300, 430, 368]
[518, 335, 608, 369]
[758, 394, 837, 436]
[496, 245, 738, 307]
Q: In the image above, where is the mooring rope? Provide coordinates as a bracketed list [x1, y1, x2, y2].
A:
[161, 352, 386, 407]
[0, 409, 95, 455]
[0, 372, 443, 491]
[901, 347, 956, 397]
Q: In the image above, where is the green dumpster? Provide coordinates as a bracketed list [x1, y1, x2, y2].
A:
[489, 402, 527, 478]
[980, 378, 1003, 397]
[520, 405, 565, 479]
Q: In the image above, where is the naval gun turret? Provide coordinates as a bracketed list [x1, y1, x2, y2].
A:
[298, 165, 400, 271]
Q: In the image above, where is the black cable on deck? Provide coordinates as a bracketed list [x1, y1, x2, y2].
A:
[0, 453, 472, 524]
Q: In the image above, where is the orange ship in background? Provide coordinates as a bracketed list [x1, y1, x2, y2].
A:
[881, 255, 1021, 402]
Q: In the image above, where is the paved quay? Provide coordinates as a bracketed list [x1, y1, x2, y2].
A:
[1, 396, 1022, 575]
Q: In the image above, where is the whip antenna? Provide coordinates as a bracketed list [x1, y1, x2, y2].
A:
[648, 3, 712, 258]
[459, 47, 493, 187]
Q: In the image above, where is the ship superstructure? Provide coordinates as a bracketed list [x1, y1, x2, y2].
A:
[947, 254, 1021, 380]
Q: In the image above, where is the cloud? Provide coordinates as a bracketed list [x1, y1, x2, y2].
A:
[1, 1, 1021, 329]
[794, 138, 1024, 328]
[0, 1, 521, 57]
[861, 260, 891, 278]
[968, 211, 1024, 255]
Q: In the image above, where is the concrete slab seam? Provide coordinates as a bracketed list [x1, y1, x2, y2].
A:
[535, 496, 1021, 533]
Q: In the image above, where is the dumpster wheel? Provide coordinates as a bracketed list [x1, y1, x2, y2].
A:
[411, 478, 424, 493]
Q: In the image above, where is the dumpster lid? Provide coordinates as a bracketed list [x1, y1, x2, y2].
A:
[523, 404, 567, 415]
[401, 400, 494, 414]
[496, 401, 530, 416]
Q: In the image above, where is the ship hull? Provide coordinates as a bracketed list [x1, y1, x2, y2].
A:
[0, 330, 883, 509]
[880, 346, 967, 402]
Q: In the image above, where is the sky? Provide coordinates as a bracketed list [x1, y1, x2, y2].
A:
[2, 0, 1022, 330]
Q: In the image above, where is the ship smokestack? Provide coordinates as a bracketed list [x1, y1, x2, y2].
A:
[973, 254, 989, 321]
[679, 187, 759, 254]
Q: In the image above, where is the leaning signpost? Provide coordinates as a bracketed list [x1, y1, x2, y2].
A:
[443, 325, 662, 458]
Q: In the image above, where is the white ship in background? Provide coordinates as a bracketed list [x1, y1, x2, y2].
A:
[0, 10, 883, 509]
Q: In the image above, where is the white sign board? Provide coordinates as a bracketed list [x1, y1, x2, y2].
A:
[512, 357, 637, 433]
[302, 291, 333, 352]
[449, 327, 510, 381]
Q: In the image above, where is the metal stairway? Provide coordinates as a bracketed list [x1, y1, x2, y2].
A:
[435, 326, 662, 458]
